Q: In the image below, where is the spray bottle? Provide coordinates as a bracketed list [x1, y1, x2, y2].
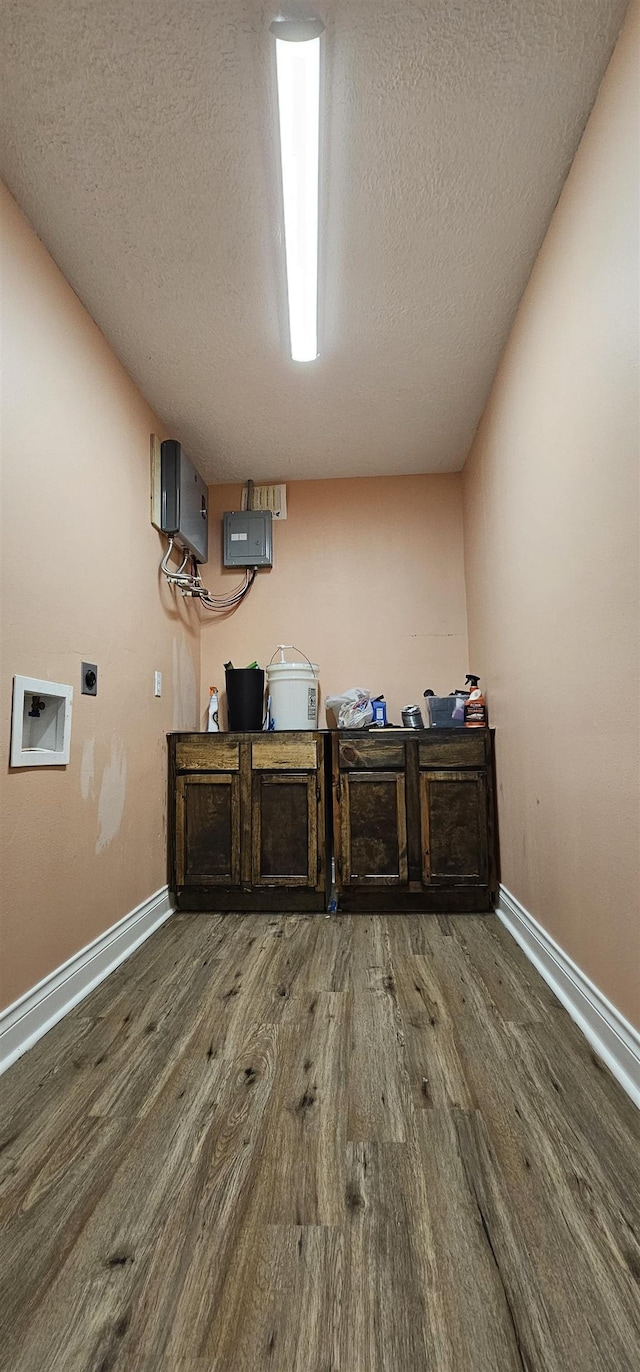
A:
[464, 675, 487, 728]
[207, 686, 220, 732]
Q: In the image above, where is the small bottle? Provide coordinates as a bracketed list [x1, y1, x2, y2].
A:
[207, 686, 219, 732]
[464, 675, 487, 728]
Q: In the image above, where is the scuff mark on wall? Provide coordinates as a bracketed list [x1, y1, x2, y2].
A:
[172, 636, 197, 730]
[96, 738, 127, 853]
[80, 737, 95, 801]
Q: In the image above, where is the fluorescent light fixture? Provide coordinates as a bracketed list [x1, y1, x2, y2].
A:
[271, 18, 324, 362]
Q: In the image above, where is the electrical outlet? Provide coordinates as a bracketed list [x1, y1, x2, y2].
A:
[81, 662, 98, 696]
[154, 671, 162, 697]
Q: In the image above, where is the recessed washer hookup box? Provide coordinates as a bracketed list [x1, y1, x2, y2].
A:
[223, 510, 273, 567]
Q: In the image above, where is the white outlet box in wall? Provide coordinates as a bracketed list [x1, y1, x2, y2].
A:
[10, 676, 73, 767]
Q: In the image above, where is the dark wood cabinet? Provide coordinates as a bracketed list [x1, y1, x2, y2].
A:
[169, 728, 497, 913]
[339, 771, 408, 886]
[252, 772, 319, 886]
[333, 729, 497, 912]
[419, 769, 488, 886]
[169, 732, 328, 911]
[176, 772, 241, 887]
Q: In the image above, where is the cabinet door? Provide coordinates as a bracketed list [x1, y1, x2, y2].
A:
[252, 772, 318, 887]
[340, 771, 408, 886]
[420, 770, 488, 886]
[176, 773, 241, 886]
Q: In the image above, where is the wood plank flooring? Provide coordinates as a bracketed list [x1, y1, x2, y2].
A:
[1, 912, 639, 1371]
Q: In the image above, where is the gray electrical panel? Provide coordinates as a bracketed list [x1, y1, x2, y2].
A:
[223, 510, 273, 567]
[160, 440, 208, 563]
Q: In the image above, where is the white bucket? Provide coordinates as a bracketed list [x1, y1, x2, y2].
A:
[266, 646, 319, 731]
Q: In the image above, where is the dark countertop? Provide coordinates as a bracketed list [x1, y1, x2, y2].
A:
[167, 727, 493, 737]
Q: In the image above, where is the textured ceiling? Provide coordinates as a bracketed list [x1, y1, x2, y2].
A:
[0, 0, 629, 481]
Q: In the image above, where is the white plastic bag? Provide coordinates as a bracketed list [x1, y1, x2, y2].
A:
[325, 688, 373, 729]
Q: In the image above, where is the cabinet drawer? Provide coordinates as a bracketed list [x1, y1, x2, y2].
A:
[339, 737, 406, 770]
[175, 737, 240, 771]
[251, 736, 318, 770]
[419, 735, 486, 768]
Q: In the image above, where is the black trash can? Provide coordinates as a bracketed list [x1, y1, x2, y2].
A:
[225, 667, 265, 731]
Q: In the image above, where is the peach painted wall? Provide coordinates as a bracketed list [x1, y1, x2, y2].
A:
[200, 476, 469, 729]
[462, 3, 640, 1027]
[0, 183, 200, 1010]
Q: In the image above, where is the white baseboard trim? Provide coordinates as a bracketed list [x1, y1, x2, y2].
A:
[0, 886, 174, 1076]
[496, 885, 640, 1110]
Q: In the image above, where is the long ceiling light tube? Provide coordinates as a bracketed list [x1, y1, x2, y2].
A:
[271, 19, 324, 362]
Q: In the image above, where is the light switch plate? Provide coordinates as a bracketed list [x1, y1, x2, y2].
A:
[154, 671, 162, 697]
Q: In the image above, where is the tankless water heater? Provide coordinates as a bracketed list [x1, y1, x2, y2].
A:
[160, 440, 208, 563]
